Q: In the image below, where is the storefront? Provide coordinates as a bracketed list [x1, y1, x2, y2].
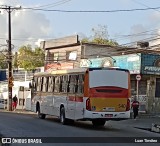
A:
[80, 53, 160, 113]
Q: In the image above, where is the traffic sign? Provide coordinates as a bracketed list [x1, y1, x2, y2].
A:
[136, 74, 141, 81]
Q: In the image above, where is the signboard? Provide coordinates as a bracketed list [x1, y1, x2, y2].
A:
[141, 54, 160, 75]
[114, 54, 141, 74]
[45, 62, 74, 72]
[136, 75, 141, 81]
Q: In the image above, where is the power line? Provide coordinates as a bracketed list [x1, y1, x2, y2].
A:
[121, 36, 160, 46]
[30, 0, 72, 9]
[131, 0, 160, 13]
[22, 6, 160, 13]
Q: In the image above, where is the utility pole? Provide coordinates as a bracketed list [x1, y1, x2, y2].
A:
[0, 6, 21, 111]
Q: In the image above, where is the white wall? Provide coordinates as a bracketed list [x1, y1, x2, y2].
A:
[0, 81, 31, 110]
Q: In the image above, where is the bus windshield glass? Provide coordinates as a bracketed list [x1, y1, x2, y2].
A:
[89, 69, 128, 89]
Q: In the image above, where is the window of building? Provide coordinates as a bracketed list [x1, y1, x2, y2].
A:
[66, 51, 77, 61]
[47, 52, 59, 62]
[19, 99, 25, 106]
[155, 78, 160, 97]
[53, 52, 59, 62]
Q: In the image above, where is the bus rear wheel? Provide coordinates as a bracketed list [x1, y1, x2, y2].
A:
[92, 120, 106, 127]
[37, 107, 46, 119]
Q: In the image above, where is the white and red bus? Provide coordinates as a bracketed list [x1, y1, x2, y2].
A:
[30, 67, 131, 126]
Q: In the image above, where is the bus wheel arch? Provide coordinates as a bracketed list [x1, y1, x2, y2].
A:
[60, 105, 68, 125]
[36, 102, 46, 119]
[36, 102, 40, 113]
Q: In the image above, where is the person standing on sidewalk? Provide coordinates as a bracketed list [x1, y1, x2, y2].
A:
[132, 98, 140, 119]
[12, 94, 18, 111]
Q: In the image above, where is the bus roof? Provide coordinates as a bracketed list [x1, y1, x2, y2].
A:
[34, 67, 129, 77]
[34, 68, 88, 76]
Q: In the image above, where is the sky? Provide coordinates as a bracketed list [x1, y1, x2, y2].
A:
[1, 0, 160, 50]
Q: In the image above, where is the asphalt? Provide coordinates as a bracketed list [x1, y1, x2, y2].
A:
[0, 109, 160, 133]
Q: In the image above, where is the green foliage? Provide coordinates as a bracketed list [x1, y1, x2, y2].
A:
[81, 38, 89, 43]
[0, 53, 7, 69]
[13, 52, 18, 69]
[18, 45, 45, 71]
[81, 25, 118, 46]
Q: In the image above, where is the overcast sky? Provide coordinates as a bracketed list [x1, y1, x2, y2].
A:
[1, 0, 160, 50]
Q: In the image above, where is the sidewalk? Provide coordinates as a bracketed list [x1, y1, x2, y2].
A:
[114, 113, 160, 132]
[0, 109, 36, 115]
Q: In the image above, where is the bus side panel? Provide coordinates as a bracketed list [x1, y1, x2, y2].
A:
[31, 95, 41, 113]
[75, 96, 84, 120]
[45, 95, 54, 115]
[66, 94, 76, 119]
[54, 94, 68, 117]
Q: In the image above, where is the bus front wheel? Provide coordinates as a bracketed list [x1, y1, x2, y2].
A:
[37, 107, 46, 119]
[92, 120, 106, 127]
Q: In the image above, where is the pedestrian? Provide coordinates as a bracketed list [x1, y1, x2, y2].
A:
[12, 94, 18, 111]
[131, 98, 140, 120]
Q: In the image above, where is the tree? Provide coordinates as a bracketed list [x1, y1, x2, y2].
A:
[0, 53, 7, 69]
[13, 52, 18, 69]
[18, 45, 45, 71]
[81, 25, 118, 46]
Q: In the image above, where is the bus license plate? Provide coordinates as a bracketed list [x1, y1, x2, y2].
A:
[105, 114, 113, 118]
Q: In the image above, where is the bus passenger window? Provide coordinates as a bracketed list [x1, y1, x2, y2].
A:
[37, 77, 42, 91]
[54, 76, 61, 93]
[68, 75, 77, 93]
[77, 74, 84, 94]
[48, 76, 54, 92]
[31, 77, 37, 90]
[40, 77, 44, 91]
[61, 75, 68, 93]
[42, 77, 47, 92]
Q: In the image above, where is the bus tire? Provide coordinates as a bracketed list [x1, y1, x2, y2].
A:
[37, 106, 46, 119]
[60, 107, 68, 125]
[92, 120, 106, 127]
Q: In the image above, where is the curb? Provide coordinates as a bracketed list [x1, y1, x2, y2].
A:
[0, 109, 36, 115]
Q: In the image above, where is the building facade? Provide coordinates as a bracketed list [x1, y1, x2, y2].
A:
[42, 35, 160, 114]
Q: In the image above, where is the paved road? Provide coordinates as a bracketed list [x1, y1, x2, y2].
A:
[0, 110, 160, 146]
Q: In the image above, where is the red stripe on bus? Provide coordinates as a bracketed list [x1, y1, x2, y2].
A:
[89, 87, 129, 98]
[68, 96, 75, 101]
[68, 96, 83, 102]
[76, 97, 83, 102]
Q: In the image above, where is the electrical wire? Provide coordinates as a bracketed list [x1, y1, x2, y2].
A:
[30, 0, 72, 9]
[120, 36, 160, 46]
[131, 0, 160, 13]
[22, 6, 160, 13]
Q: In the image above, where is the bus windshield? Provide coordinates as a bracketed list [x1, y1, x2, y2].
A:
[89, 69, 128, 89]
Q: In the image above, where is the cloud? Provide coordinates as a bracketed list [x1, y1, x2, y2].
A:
[0, 0, 51, 50]
[149, 11, 160, 24]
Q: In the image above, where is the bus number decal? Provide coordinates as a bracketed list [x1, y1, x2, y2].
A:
[118, 104, 126, 108]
